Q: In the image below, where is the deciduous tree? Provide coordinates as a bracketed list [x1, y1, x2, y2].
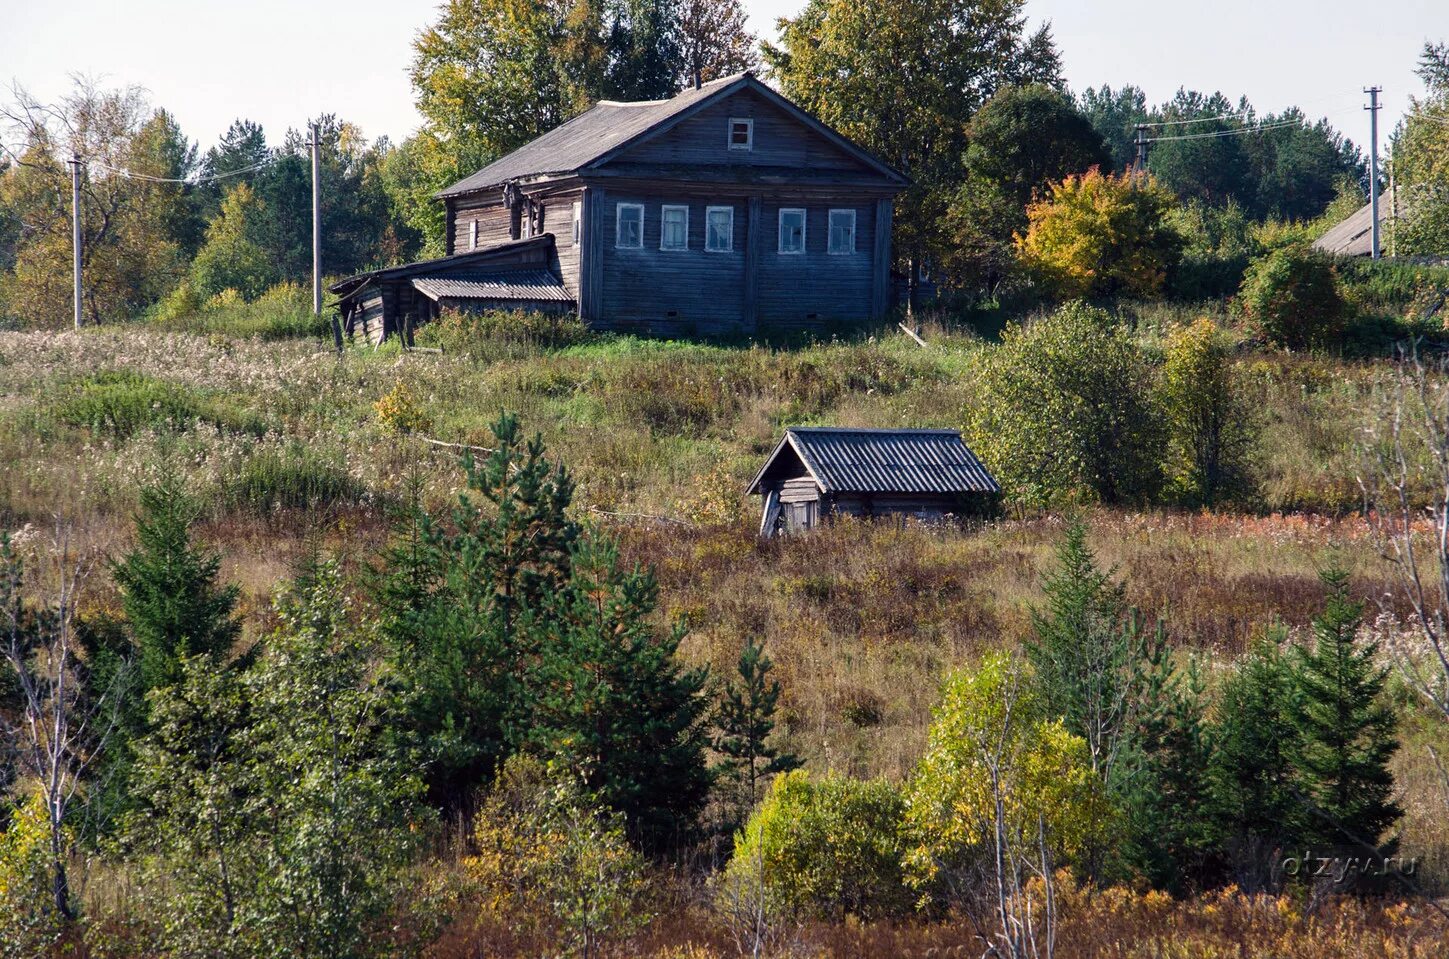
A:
[1016, 168, 1182, 300]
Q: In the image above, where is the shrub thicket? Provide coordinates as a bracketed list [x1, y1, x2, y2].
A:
[967, 302, 1164, 507]
[904, 652, 1109, 902]
[468, 755, 651, 955]
[1159, 318, 1255, 506]
[723, 770, 911, 921]
[1239, 245, 1349, 351]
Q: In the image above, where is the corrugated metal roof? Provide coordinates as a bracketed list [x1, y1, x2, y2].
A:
[411, 270, 574, 303]
[747, 427, 1000, 495]
[328, 235, 556, 298]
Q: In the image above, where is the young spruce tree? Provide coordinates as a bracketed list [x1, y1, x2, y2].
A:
[112, 471, 241, 695]
[378, 413, 578, 813]
[1027, 520, 1167, 786]
[529, 535, 712, 852]
[1208, 626, 1305, 888]
[1288, 569, 1401, 851]
[712, 636, 801, 828]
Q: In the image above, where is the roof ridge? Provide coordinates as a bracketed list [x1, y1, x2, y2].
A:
[787, 426, 960, 433]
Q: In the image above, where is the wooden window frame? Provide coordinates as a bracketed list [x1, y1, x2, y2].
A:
[660, 204, 689, 251]
[469, 219, 478, 250]
[572, 201, 582, 246]
[705, 205, 734, 253]
[778, 207, 806, 255]
[615, 202, 644, 249]
[827, 208, 856, 255]
[728, 117, 753, 151]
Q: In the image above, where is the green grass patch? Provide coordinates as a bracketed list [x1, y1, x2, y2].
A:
[222, 446, 368, 513]
[50, 371, 266, 440]
[152, 282, 331, 341]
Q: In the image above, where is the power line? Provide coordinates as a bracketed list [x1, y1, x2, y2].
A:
[1146, 118, 1305, 143]
[1140, 110, 1252, 128]
[85, 157, 275, 185]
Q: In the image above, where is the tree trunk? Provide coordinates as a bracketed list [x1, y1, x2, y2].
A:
[50, 828, 74, 921]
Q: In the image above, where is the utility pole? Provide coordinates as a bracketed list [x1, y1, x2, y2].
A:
[309, 121, 322, 316]
[68, 153, 82, 329]
[1365, 86, 1382, 260]
[309, 122, 343, 352]
[1133, 125, 1150, 175]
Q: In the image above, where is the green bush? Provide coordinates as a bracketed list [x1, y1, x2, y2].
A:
[152, 281, 329, 341]
[51, 371, 264, 439]
[1159, 318, 1255, 506]
[0, 793, 64, 958]
[468, 755, 650, 954]
[721, 769, 911, 920]
[223, 447, 366, 512]
[966, 302, 1165, 507]
[1239, 246, 1349, 351]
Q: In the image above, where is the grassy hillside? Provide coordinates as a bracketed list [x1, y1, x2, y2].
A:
[5, 307, 1449, 955]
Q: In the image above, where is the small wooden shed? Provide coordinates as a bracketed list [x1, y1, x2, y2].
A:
[746, 427, 999, 537]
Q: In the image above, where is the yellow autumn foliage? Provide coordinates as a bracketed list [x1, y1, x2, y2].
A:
[1016, 168, 1182, 299]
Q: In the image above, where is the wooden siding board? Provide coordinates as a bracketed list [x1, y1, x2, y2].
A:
[743, 196, 761, 333]
[872, 199, 893, 319]
[586, 188, 605, 321]
[756, 200, 875, 330]
[597, 191, 748, 336]
[613, 88, 872, 174]
[449, 200, 512, 254]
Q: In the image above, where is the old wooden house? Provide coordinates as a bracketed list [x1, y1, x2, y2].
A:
[747, 427, 1000, 537]
[331, 72, 908, 343]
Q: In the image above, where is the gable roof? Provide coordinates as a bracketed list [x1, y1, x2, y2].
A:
[436, 73, 908, 198]
[327, 234, 556, 300]
[746, 427, 1000, 496]
[1313, 192, 1395, 257]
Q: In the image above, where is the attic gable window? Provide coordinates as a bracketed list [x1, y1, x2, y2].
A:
[728, 117, 753, 151]
[616, 202, 644, 248]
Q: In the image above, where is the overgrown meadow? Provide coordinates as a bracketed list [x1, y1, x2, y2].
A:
[4, 294, 1449, 955]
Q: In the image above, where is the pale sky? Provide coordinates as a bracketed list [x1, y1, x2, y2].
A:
[1, 0, 1444, 157]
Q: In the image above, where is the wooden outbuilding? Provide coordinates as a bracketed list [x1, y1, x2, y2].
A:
[746, 427, 1000, 537]
[330, 71, 908, 343]
[329, 235, 570, 346]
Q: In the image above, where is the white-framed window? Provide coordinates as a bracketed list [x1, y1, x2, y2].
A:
[828, 209, 856, 255]
[778, 208, 806, 254]
[660, 204, 689, 251]
[469, 219, 478, 250]
[728, 117, 753, 151]
[615, 202, 643, 248]
[705, 205, 734, 252]
[572, 201, 582, 246]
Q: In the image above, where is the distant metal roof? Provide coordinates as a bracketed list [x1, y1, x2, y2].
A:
[435, 73, 908, 198]
[328, 235, 557, 299]
[747, 427, 1000, 496]
[411, 270, 574, 303]
[1313, 192, 1394, 257]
